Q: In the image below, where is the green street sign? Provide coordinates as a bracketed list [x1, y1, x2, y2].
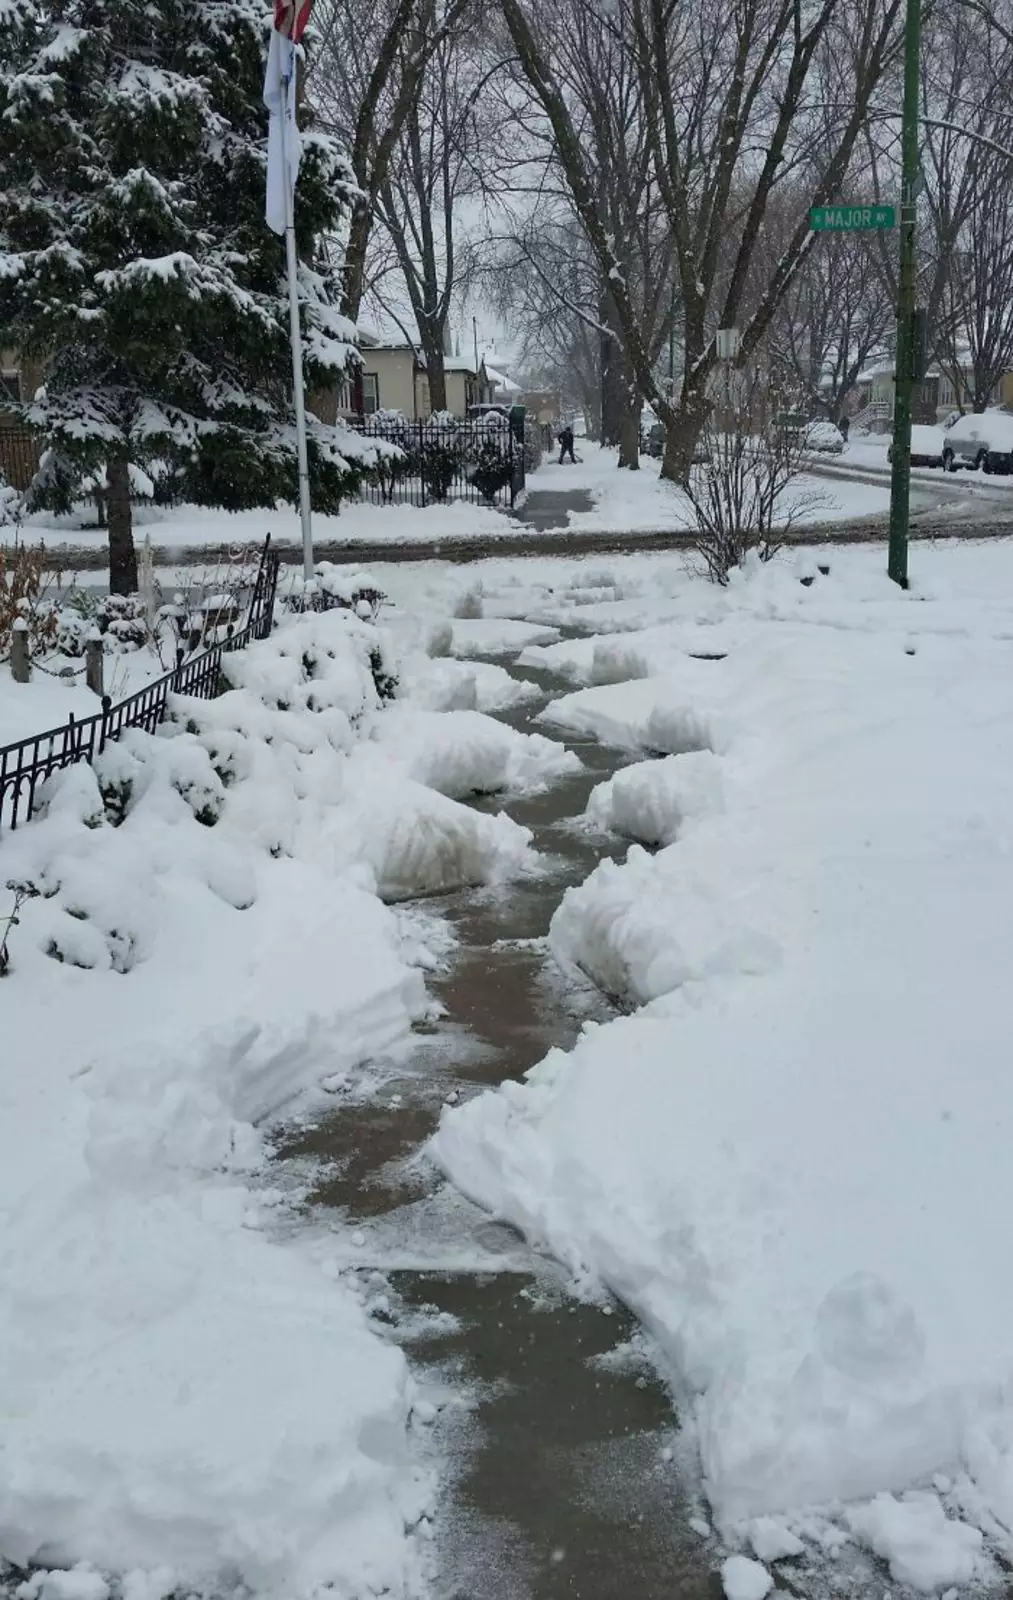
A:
[810, 204, 897, 232]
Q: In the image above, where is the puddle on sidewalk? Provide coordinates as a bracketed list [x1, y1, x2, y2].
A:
[275, 640, 721, 1596]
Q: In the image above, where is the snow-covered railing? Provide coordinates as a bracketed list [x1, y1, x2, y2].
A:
[0, 537, 281, 833]
[850, 400, 891, 430]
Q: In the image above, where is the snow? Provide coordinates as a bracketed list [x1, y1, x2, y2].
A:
[12, 440, 895, 559]
[585, 751, 724, 848]
[846, 1493, 983, 1592]
[533, 441, 890, 532]
[367, 706, 580, 799]
[450, 617, 561, 655]
[748, 1516, 804, 1563]
[0, 601, 564, 1599]
[720, 1555, 772, 1599]
[429, 538, 1013, 1553]
[19, 497, 512, 552]
[403, 655, 542, 715]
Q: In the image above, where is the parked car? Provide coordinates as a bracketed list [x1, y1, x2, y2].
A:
[801, 419, 845, 454]
[942, 409, 1013, 473]
[642, 418, 709, 463]
[888, 423, 947, 468]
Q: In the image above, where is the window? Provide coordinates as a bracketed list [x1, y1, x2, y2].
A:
[0, 370, 21, 404]
[362, 373, 379, 414]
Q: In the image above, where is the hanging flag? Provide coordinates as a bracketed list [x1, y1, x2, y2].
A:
[274, 0, 313, 41]
[263, 27, 300, 234]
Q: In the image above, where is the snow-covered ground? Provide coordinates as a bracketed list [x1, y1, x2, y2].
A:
[16, 496, 513, 553]
[12, 531, 1013, 1597]
[549, 443, 891, 532]
[8, 440, 894, 558]
[0, 600, 573, 1600]
[419, 536, 1013, 1592]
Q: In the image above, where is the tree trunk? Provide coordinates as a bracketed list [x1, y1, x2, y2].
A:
[421, 334, 447, 413]
[107, 457, 138, 595]
[340, 204, 371, 323]
[661, 382, 710, 486]
[601, 330, 623, 447]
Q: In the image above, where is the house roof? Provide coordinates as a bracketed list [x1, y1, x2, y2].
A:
[486, 365, 522, 394]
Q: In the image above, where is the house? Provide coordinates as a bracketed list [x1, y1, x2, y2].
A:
[852, 349, 1013, 430]
[519, 388, 561, 425]
[323, 339, 495, 421]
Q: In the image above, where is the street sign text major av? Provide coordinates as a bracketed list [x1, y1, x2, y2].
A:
[810, 204, 897, 232]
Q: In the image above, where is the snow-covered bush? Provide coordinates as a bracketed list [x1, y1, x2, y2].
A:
[98, 594, 148, 653]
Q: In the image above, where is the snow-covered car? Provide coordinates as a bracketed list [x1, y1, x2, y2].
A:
[802, 420, 845, 454]
[888, 423, 948, 468]
[942, 409, 1013, 473]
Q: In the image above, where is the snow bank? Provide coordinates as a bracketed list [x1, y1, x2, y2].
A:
[450, 617, 561, 657]
[402, 656, 542, 715]
[342, 771, 534, 901]
[585, 751, 724, 848]
[537, 677, 718, 757]
[369, 707, 580, 800]
[433, 553, 1013, 1552]
[0, 610, 499, 1599]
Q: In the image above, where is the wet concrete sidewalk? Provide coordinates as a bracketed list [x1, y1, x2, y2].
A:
[275, 648, 723, 1598]
[514, 487, 594, 532]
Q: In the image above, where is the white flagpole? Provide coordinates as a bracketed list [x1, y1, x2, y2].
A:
[278, 44, 315, 582]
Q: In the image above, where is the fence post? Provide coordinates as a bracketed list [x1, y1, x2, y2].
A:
[419, 422, 428, 508]
[98, 694, 111, 754]
[85, 632, 104, 697]
[11, 620, 30, 682]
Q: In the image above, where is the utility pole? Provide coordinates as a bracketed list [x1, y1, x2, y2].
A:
[887, 0, 923, 589]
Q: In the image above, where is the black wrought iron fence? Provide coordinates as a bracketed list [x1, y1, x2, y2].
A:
[347, 416, 524, 509]
[0, 536, 280, 833]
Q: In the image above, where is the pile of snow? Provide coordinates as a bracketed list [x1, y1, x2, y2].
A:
[403, 655, 542, 715]
[0, 602, 555, 1600]
[368, 707, 580, 800]
[449, 617, 561, 657]
[538, 677, 717, 757]
[432, 546, 1013, 1568]
[585, 751, 724, 848]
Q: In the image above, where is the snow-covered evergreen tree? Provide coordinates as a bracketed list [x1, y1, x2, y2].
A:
[0, 0, 370, 591]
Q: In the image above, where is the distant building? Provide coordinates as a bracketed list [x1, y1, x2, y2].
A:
[319, 336, 495, 421]
[852, 350, 1013, 430]
[519, 388, 561, 425]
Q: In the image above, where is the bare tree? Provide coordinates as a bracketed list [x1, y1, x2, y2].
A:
[373, 34, 496, 410]
[484, 0, 679, 465]
[941, 167, 1013, 409]
[684, 371, 824, 581]
[485, 215, 604, 430]
[764, 209, 894, 421]
[312, 0, 471, 324]
[498, 0, 903, 481]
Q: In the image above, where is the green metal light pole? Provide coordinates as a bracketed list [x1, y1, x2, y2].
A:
[887, 0, 924, 588]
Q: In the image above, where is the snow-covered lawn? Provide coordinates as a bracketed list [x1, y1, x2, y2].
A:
[425, 537, 1013, 1591]
[15, 497, 513, 554]
[7, 440, 897, 560]
[0, 601, 570, 1600]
